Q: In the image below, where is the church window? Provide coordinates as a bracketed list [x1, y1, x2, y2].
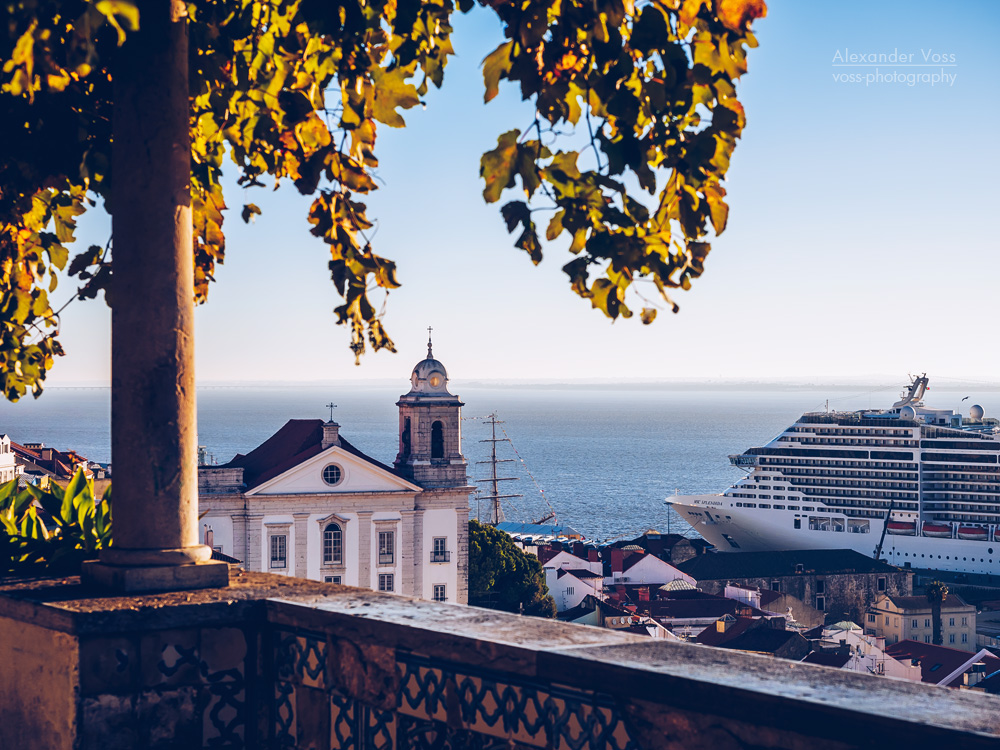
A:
[431, 421, 444, 458]
[270, 535, 286, 569]
[322, 464, 343, 486]
[401, 418, 411, 459]
[379, 530, 395, 565]
[379, 574, 394, 592]
[324, 523, 343, 565]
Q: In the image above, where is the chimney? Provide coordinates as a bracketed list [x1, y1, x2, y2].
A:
[611, 548, 624, 573]
[321, 421, 341, 450]
[537, 545, 558, 565]
[588, 549, 600, 563]
[572, 541, 586, 559]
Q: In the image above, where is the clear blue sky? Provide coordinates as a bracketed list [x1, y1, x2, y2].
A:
[54, 0, 1000, 385]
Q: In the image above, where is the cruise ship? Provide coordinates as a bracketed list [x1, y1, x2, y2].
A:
[668, 375, 1000, 576]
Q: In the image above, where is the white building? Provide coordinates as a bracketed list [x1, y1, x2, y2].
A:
[198, 342, 471, 603]
[608, 549, 694, 588]
[0, 435, 19, 483]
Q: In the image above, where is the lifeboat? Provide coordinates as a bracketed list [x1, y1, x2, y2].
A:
[957, 525, 989, 541]
[922, 522, 952, 538]
[887, 521, 916, 535]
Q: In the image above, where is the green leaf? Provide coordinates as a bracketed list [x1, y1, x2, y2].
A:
[371, 68, 420, 128]
[482, 41, 513, 103]
[480, 130, 520, 204]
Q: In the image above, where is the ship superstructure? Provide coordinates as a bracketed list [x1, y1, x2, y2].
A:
[669, 375, 1000, 575]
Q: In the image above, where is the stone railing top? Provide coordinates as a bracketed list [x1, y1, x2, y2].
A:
[0, 571, 997, 748]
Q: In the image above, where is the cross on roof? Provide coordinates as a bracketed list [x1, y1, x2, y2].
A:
[427, 326, 433, 358]
[325, 402, 337, 422]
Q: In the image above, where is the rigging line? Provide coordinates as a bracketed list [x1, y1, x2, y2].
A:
[496, 421, 559, 523]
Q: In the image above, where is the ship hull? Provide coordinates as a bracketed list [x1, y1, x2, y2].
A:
[669, 495, 1000, 576]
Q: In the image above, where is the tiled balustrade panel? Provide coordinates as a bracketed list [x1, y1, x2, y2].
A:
[79, 625, 249, 749]
[269, 627, 637, 750]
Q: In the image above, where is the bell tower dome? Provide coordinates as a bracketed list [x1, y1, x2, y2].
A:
[394, 330, 467, 487]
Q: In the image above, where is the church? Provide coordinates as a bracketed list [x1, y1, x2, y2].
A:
[197, 339, 471, 604]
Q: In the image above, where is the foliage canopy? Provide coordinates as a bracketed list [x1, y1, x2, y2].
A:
[0, 0, 765, 399]
[468, 519, 555, 617]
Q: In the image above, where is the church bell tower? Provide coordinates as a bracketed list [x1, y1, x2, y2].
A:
[394, 331, 467, 487]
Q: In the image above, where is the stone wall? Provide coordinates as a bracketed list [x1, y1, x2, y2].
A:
[0, 572, 996, 750]
[696, 569, 912, 625]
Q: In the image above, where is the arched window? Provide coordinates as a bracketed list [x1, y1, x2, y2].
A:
[431, 421, 444, 458]
[401, 417, 411, 459]
[323, 523, 343, 565]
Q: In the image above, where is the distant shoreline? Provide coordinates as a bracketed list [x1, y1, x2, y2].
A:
[36, 380, 1000, 392]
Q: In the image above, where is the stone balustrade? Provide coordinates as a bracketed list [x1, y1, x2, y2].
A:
[0, 571, 997, 749]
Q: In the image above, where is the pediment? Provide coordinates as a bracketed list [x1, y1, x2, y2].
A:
[247, 445, 420, 496]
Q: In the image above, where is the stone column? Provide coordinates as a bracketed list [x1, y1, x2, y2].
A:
[230, 510, 247, 569]
[400, 509, 417, 597]
[82, 0, 226, 592]
[293, 513, 311, 579]
[456, 501, 470, 605]
[246, 514, 264, 572]
[357, 511, 373, 590]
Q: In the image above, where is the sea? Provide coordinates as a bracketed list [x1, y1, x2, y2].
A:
[2, 384, 999, 543]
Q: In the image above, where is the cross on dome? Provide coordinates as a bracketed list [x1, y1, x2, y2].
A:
[427, 326, 433, 358]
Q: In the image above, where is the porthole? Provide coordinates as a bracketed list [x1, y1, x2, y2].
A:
[322, 464, 343, 486]
[990, 548, 995, 555]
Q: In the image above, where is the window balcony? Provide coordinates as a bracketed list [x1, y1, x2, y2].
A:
[430, 551, 451, 563]
[378, 553, 395, 566]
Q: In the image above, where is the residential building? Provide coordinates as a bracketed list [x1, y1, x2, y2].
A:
[0, 435, 20, 483]
[541, 549, 605, 612]
[198, 343, 471, 603]
[678, 549, 912, 623]
[884, 641, 1000, 688]
[10, 439, 90, 482]
[558, 595, 673, 638]
[607, 547, 694, 587]
[802, 622, 922, 681]
[866, 594, 976, 651]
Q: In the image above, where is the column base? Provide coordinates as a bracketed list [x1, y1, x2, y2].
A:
[81, 559, 230, 594]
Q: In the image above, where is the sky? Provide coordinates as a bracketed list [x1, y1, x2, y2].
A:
[52, 0, 1000, 386]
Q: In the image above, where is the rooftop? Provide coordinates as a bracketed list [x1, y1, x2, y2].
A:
[883, 594, 972, 611]
[884, 640, 1000, 686]
[678, 549, 903, 580]
[220, 419, 398, 489]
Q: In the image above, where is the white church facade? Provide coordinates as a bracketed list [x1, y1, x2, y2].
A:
[197, 341, 471, 604]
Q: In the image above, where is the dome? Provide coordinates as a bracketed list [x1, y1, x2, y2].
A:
[405, 331, 454, 396]
[970, 404, 985, 420]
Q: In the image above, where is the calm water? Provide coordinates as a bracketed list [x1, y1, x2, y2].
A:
[3, 385, 998, 541]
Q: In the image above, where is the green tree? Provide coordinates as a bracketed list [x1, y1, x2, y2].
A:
[468, 519, 556, 617]
[0, 0, 765, 399]
[926, 580, 949, 646]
